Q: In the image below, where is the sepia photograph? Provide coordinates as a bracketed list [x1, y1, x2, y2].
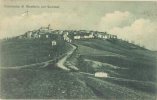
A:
[0, 0, 157, 99]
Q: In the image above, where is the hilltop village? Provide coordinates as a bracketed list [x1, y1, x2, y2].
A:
[17, 25, 117, 44]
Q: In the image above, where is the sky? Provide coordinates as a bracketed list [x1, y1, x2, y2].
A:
[0, 0, 157, 50]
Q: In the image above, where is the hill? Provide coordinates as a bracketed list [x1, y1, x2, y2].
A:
[0, 37, 157, 99]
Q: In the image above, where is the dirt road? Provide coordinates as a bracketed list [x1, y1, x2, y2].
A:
[56, 44, 77, 71]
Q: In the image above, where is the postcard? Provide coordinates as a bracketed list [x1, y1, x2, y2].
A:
[0, 0, 157, 99]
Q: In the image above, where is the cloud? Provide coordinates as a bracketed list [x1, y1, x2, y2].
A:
[0, 12, 83, 39]
[98, 11, 157, 50]
[98, 11, 134, 31]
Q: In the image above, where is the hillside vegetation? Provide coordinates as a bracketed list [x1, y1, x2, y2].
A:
[0, 38, 157, 99]
[73, 39, 157, 95]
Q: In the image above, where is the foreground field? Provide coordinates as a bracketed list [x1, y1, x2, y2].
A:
[0, 68, 96, 99]
[1, 67, 156, 99]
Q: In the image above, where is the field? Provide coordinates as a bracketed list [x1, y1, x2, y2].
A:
[0, 38, 71, 67]
[73, 39, 157, 97]
[0, 68, 97, 99]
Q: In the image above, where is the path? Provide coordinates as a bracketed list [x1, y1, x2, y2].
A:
[0, 59, 53, 69]
[79, 71, 154, 84]
[0, 54, 65, 70]
[56, 44, 77, 71]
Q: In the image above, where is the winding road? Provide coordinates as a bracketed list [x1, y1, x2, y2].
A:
[56, 43, 77, 71]
[0, 59, 56, 69]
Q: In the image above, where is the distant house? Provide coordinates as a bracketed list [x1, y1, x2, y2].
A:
[25, 31, 33, 38]
[38, 34, 41, 38]
[63, 33, 72, 43]
[17, 34, 27, 39]
[25, 30, 40, 39]
[58, 30, 63, 35]
[63, 34, 68, 40]
[65, 32, 69, 35]
[94, 32, 117, 39]
[95, 72, 108, 78]
[39, 24, 51, 31]
[67, 39, 72, 43]
[73, 32, 94, 40]
[25, 31, 39, 38]
[112, 35, 117, 39]
[46, 34, 49, 38]
[33, 33, 39, 38]
[107, 34, 117, 39]
[52, 40, 57, 46]
[52, 30, 60, 34]
[95, 32, 109, 39]
[73, 31, 77, 35]
[74, 36, 81, 39]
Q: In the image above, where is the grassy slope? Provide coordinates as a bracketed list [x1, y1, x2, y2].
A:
[0, 38, 157, 99]
[73, 39, 157, 98]
[77, 44, 119, 56]
[0, 68, 96, 99]
[0, 38, 71, 67]
[75, 39, 156, 58]
[74, 39, 157, 82]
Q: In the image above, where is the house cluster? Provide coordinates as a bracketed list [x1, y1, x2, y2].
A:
[72, 30, 94, 40]
[20, 25, 59, 39]
[63, 30, 117, 41]
[18, 25, 118, 45]
[62, 31, 72, 43]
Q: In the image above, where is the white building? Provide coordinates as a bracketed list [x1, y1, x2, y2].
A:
[63, 34, 72, 42]
[38, 24, 54, 33]
[63, 34, 68, 40]
[33, 33, 40, 38]
[46, 35, 49, 38]
[26, 31, 33, 38]
[59, 30, 63, 34]
[74, 33, 94, 39]
[67, 39, 72, 43]
[97, 34, 108, 39]
[74, 36, 81, 39]
[74, 32, 77, 34]
[95, 72, 108, 78]
[65, 32, 69, 35]
[52, 40, 57, 46]
[88, 33, 94, 38]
